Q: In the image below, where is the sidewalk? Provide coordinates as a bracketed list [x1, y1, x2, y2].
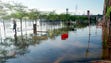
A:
[90, 60, 111, 63]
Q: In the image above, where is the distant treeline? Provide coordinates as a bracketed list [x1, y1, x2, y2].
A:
[0, 1, 102, 25]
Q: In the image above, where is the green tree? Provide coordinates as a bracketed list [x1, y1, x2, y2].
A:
[47, 11, 58, 21]
[0, 1, 11, 38]
[28, 9, 40, 34]
[10, 3, 27, 37]
[28, 9, 40, 23]
[59, 14, 67, 21]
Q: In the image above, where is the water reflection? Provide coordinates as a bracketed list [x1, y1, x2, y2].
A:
[85, 25, 91, 58]
[0, 22, 103, 63]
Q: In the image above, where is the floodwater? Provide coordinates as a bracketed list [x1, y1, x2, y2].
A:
[0, 21, 103, 63]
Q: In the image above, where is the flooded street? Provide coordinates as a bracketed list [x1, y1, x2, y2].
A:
[0, 21, 103, 63]
[1, 0, 110, 62]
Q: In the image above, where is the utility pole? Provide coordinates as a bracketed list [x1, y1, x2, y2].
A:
[66, 8, 69, 21]
[86, 10, 91, 59]
[66, 8, 68, 15]
[66, 8, 69, 26]
[87, 10, 91, 35]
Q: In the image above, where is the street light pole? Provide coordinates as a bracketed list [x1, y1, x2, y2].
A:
[66, 8, 69, 26]
[86, 10, 91, 58]
[87, 10, 90, 35]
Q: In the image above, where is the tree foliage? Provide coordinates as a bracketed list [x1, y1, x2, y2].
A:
[28, 9, 40, 20]
[10, 3, 27, 19]
[47, 11, 58, 21]
[106, 6, 111, 18]
[0, 1, 8, 18]
[0, 1, 90, 24]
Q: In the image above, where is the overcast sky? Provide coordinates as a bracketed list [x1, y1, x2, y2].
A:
[1, 0, 104, 15]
